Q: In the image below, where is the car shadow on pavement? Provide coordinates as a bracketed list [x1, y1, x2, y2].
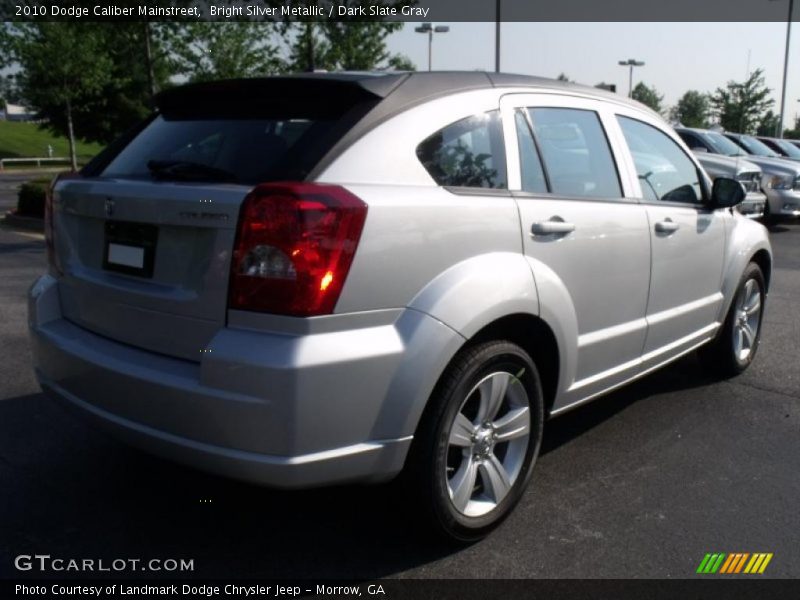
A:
[0, 353, 716, 580]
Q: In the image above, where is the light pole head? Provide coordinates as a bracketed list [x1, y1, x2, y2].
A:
[434, 26, 450, 33]
[415, 23, 433, 33]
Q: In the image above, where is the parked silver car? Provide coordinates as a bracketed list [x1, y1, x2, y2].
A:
[757, 136, 800, 162]
[676, 127, 800, 220]
[29, 73, 771, 540]
[689, 151, 766, 218]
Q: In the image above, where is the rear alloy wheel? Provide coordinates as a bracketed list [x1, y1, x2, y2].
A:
[701, 263, 765, 377]
[408, 341, 544, 541]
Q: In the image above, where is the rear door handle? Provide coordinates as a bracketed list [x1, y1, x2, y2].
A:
[531, 219, 576, 236]
[654, 219, 680, 233]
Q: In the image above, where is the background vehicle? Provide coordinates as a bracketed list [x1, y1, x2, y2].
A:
[676, 127, 800, 220]
[690, 151, 766, 218]
[757, 136, 800, 162]
[29, 73, 771, 540]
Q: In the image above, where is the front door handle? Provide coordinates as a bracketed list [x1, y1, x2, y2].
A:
[654, 219, 680, 234]
[531, 219, 576, 236]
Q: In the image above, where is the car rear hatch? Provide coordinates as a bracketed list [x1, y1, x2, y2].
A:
[51, 75, 405, 361]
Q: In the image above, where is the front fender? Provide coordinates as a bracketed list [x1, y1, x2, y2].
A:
[718, 217, 772, 322]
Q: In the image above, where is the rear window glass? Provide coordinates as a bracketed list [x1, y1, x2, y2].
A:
[100, 116, 337, 184]
[416, 111, 507, 189]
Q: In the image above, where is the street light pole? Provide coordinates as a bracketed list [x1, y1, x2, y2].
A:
[773, 0, 794, 137]
[618, 59, 645, 98]
[415, 23, 450, 71]
[495, 0, 501, 72]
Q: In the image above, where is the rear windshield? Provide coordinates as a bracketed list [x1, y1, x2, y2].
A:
[100, 116, 339, 184]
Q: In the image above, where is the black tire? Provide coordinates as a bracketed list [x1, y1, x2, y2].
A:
[700, 263, 766, 377]
[760, 200, 776, 228]
[405, 340, 545, 542]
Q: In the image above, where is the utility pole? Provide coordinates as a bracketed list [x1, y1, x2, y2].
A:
[774, 0, 794, 137]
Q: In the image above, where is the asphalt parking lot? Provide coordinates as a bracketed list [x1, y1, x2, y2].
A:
[0, 195, 798, 579]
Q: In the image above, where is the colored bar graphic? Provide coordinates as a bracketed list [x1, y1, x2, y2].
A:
[719, 554, 736, 574]
[701, 552, 772, 574]
[758, 554, 773, 574]
[734, 553, 750, 573]
[710, 554, 726, 573]
[697, 554, 712, 574]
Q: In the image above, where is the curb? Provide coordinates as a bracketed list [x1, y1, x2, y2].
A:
[2, 211, 44, 232]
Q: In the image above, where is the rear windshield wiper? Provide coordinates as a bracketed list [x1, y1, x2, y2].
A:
[146, 160, 237, 182]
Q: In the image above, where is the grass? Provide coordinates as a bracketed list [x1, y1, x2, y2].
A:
[0, 121, 103, 164]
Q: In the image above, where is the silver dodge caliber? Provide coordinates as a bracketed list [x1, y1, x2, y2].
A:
[29, 73, 772, 540]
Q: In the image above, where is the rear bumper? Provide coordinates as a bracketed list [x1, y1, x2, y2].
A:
[28, 275, 462, 488]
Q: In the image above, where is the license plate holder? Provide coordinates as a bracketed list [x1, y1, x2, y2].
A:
[103, 221, 158, 278]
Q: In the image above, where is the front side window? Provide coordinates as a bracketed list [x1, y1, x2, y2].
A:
[618, 116, 703, 204]
[525, 107, 622, 198]
[732, 134, 780, 158]
[677, 131, 708, 151]
[417, 111, 507, 189]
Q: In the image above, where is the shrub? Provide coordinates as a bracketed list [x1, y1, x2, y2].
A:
[16, 177, 53, 218]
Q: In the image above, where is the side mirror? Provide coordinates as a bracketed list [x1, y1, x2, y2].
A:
[692, 146, 708, 153]
[710, 177, 745, 209]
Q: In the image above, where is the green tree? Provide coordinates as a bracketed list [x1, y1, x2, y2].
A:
[12, 23, 112, 170]
[287, 22, 330, 72]
[170, 22, 285, 82]
[756, 110, 781, 137]
[784, 116, 800, 140]
[0, 23, 12, 70]
[285, 1, 412, 72]
[670, 90, 709, 128]
[631, 81, 664, 113]
[710, 68, 774, 134]
[5, 20, 178, 145]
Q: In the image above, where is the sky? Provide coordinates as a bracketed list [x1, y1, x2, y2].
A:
[386, 22, 800, 128]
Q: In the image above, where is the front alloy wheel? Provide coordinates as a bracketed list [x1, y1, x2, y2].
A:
[700, 262, 766, 377]
[732, 277, 762, 363]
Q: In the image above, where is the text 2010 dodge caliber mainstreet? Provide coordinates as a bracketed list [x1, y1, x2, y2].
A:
[29, 72, 771, 540]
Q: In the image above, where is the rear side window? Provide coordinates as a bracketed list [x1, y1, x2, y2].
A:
[416, 111, 507, 189]
[618, 116, 703, 204]
[101, 117, 337, 184]
[526, 108, 622, 198]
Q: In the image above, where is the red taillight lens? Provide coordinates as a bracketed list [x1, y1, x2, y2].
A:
[229, 182, 368, 316]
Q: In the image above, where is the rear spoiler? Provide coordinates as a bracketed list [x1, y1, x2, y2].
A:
[155, 74, 410, 120]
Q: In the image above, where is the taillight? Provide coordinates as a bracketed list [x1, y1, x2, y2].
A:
[229, 182, 368, 317]
[45, 171, 78, 274]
